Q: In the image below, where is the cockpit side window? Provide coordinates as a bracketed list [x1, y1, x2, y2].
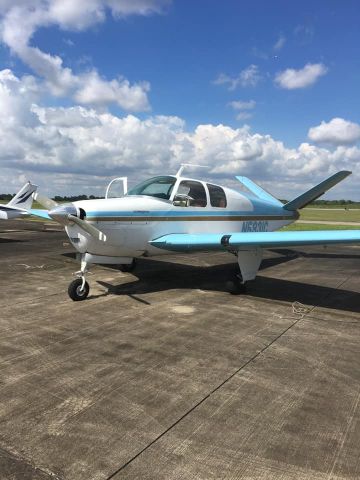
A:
[176, 180, 207, 207]
[126, 176, 176, 200]
[207, 184, 227, 208]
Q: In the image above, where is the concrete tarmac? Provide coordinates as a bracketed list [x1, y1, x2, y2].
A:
[0, 220, 359, 480]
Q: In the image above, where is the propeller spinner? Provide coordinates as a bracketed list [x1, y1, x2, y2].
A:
[36, 195, 107, 242]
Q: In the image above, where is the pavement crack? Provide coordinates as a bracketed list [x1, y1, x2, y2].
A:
[106, 273, 356, 479]
[105, 307, 315, 479]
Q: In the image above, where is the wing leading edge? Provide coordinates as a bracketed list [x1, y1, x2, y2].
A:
[150, 230, 360, 252]
[28, 209, 52, 220]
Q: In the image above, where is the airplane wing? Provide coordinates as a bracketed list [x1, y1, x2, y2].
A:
[150, 230, 360, 252]
[28, 209, 52, 220]
[0, 206, 52, 221]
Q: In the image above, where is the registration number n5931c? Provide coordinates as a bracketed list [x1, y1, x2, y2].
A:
[242, 220, 269, 232]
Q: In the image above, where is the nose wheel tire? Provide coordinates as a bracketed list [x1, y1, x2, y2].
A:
[68, 278, 90, 301]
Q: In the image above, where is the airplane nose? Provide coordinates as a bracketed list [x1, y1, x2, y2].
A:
[48, 203, 77, 225]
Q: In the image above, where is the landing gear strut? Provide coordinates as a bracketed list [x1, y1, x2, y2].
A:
[226, 248, 263, 295]
[226, 265, 247, 295]
[119, 258, 137, 272]
[68, 255, 90, 301]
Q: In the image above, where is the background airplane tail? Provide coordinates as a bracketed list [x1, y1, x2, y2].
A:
[8, 182, 38, 210]
[283, 171, 351, 211]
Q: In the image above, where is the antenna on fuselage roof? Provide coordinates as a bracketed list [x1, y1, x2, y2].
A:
[176, 164, 209, 178]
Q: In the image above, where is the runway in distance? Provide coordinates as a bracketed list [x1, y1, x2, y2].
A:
[0, 182, 37, 219]
[27, 167, 359, 301]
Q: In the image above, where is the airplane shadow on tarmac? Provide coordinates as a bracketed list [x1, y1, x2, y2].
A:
[94, 249, 360, 313]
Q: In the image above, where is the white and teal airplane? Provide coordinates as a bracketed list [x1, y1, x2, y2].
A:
[0, 181, 37, 219]
[29, 168, 359, 301]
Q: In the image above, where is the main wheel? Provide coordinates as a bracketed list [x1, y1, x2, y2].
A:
[119, 259, 137, 272]
[226, 277, 247, 295]
[68, 278, 90, 301]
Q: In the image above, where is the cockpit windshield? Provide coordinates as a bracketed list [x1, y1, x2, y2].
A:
[126, 176, 176, 200]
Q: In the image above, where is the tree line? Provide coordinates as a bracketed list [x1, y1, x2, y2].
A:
[279, 199, 360, 206]
[0, 193, 102, 202]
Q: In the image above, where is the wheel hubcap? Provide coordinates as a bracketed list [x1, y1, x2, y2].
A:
[76, 285, 85, 296]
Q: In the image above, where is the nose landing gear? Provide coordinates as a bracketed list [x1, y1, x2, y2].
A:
[68, 255, 90, 301]
[68, 278, 90, 301]
[67, 255, 137, 301]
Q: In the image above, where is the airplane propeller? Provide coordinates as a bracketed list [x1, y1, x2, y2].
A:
[67, 214, 107, 241]
[35, 194, 107, 242]
[35, 193, 58, 210]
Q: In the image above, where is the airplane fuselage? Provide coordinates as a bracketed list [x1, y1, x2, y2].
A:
[0, 206, 27, 219]
[24, 170, 356, 301]
[66, 178, 297, 260]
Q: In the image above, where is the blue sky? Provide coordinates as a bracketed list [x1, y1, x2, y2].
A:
[29, 0, 360, 144]
[0, 0, 359, 198]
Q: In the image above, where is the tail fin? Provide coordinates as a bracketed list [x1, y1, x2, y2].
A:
[283, 171, 351, 211]
[8, 182, 38, 210]
[236, 176, 283, 206]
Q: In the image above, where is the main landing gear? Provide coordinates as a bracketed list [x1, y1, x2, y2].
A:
[226, 265, 247, 295]
[225, 248, 263, 295]
[119, 258, 137, 272]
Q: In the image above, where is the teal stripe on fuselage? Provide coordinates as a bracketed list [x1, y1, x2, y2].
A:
[86, 208, 291, 219]
[86, 211, 272, 218]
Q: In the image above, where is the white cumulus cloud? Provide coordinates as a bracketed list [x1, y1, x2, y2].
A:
[273, 34, 286, 51]
[214, 65, 261, 90]
[228, 100, 256, 110]
[228, 100, 256, 122]
[275, 63, 328, 89]
[73, 71, 150, 111]
[0, 69, 358, 199]
[0, 0, 169, 110]
[308, 118, 360, 145]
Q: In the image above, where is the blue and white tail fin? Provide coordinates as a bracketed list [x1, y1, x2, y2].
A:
[7, 182, 38, 210]
[236, 171, 352, 211]
[236, 176, 283, 206]
[283, 171, 351, 211]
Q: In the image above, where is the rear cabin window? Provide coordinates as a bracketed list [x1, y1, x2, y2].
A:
[177, 180, 207, 207]
[207, 184, 227, 208]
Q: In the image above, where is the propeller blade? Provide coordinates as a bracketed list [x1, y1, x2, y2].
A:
[68, 215, 107, 242]
[35, 193, 58, 210]
[47, 203, 107, 242]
